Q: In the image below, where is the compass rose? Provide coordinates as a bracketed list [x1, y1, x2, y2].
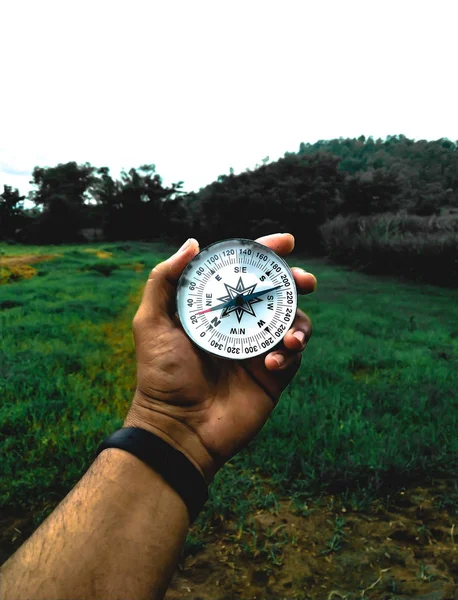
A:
[218, 277, 262, 323]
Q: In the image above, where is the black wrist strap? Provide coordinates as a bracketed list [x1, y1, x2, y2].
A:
[96, 427, 208, 523]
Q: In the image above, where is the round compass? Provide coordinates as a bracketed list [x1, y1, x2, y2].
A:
[176, 238, 298, 360]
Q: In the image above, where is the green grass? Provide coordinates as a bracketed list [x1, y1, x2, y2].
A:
[0, 242, 170, 521]
[203, 260, 458, 526]
[1, 241, 458, 538]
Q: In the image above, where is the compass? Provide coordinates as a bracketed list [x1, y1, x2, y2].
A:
[176, 238, 298, 359]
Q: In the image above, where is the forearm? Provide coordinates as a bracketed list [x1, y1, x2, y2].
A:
[0, 448, 189, 600]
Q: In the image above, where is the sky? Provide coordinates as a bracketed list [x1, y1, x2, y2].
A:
[1, 0, 456, 199]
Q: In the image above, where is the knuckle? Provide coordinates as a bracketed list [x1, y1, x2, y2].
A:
[148, 259, 168, 280]
[132, 311, 144, 332]
[148, 265, 161, 280]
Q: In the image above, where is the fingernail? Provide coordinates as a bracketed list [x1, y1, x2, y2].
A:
[295, 267, 312, 276]
[178, 239, 191, 254]
[273, 354, 285, 367]
[293, 331, 305, 345]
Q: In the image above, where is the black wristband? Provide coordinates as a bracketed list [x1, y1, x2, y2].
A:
[96, 427, 208, 523]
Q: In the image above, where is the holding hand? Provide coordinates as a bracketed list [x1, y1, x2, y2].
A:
[124, 233, 316, 483]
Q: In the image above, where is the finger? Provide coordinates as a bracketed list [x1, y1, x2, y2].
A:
[255, 234, 317, 292]
[139, 238, 200, 321]
[265, 350, 302, 372]
[291, 267, 317, 295]
[265, 309, 311, 370]
[283, 309, 312, 352]
[255, 233, 295, 257]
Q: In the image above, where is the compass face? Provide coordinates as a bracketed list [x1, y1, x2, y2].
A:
[176, 238, 298, 360]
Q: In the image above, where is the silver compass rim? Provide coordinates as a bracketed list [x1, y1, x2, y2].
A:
[176, 237, 298, 360]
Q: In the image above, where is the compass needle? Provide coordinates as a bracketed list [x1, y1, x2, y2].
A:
[177, 239, 298, 359]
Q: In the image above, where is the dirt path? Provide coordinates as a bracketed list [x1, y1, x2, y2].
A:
[0, 254, 58, 266]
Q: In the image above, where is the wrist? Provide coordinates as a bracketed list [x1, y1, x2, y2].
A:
[124, 394, 217, 485]
[97, 447, 189, 519]
[97, 429, 208, 523]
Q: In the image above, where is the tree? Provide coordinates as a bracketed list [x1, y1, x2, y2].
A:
[342, 169, 402, 215]
[296, 135, 458, 215]
[30, 162, 96, 242]
[91, 164, 185, 240]
[0, 186, 26, 240]
[190, 152, 344, 250]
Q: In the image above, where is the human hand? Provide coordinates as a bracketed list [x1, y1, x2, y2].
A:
[124, 234, 316, 483]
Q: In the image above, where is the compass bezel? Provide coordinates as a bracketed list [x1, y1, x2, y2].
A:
[176, 237, 298, 360]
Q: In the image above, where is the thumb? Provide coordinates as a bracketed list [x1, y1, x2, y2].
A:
[140, 238, 200, 322]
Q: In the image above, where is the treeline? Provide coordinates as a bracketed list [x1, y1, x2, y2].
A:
[1, 135, 457, 284]
[0, 163, 185, 244]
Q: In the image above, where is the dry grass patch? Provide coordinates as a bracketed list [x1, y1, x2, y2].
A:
[82, 248, 113, 259]
[0, 254, 60, 284]
[1, 265, 37, 284]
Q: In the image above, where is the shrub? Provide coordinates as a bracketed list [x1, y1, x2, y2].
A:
[320, 213, 458, 286]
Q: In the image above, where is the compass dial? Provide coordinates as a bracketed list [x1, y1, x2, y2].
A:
[176, 238, 298, 360]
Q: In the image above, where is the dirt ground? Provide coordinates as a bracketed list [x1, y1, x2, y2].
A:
[2, 480, 458, 599]
[165, 479, 458, 600]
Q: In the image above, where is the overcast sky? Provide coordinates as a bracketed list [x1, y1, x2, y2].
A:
[1, 0, 456, 197]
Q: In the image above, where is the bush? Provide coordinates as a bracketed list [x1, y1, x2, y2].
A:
[320, 213, 458, 286]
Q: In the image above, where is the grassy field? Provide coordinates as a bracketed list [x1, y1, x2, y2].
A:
[1, 241, 458, 591]
[0, 242, 169, 521]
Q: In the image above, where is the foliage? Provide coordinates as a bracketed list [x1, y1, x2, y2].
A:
[0, 186, 27, 240]
[188, 152, 344, 251]
[298, 135, 458, 215]
[185, 135, 457, 250]
[28, 162, 97, 243]
[11, 163, 184, 244]
[91, 165, 184, 241]
[320, 213, 458, 285]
